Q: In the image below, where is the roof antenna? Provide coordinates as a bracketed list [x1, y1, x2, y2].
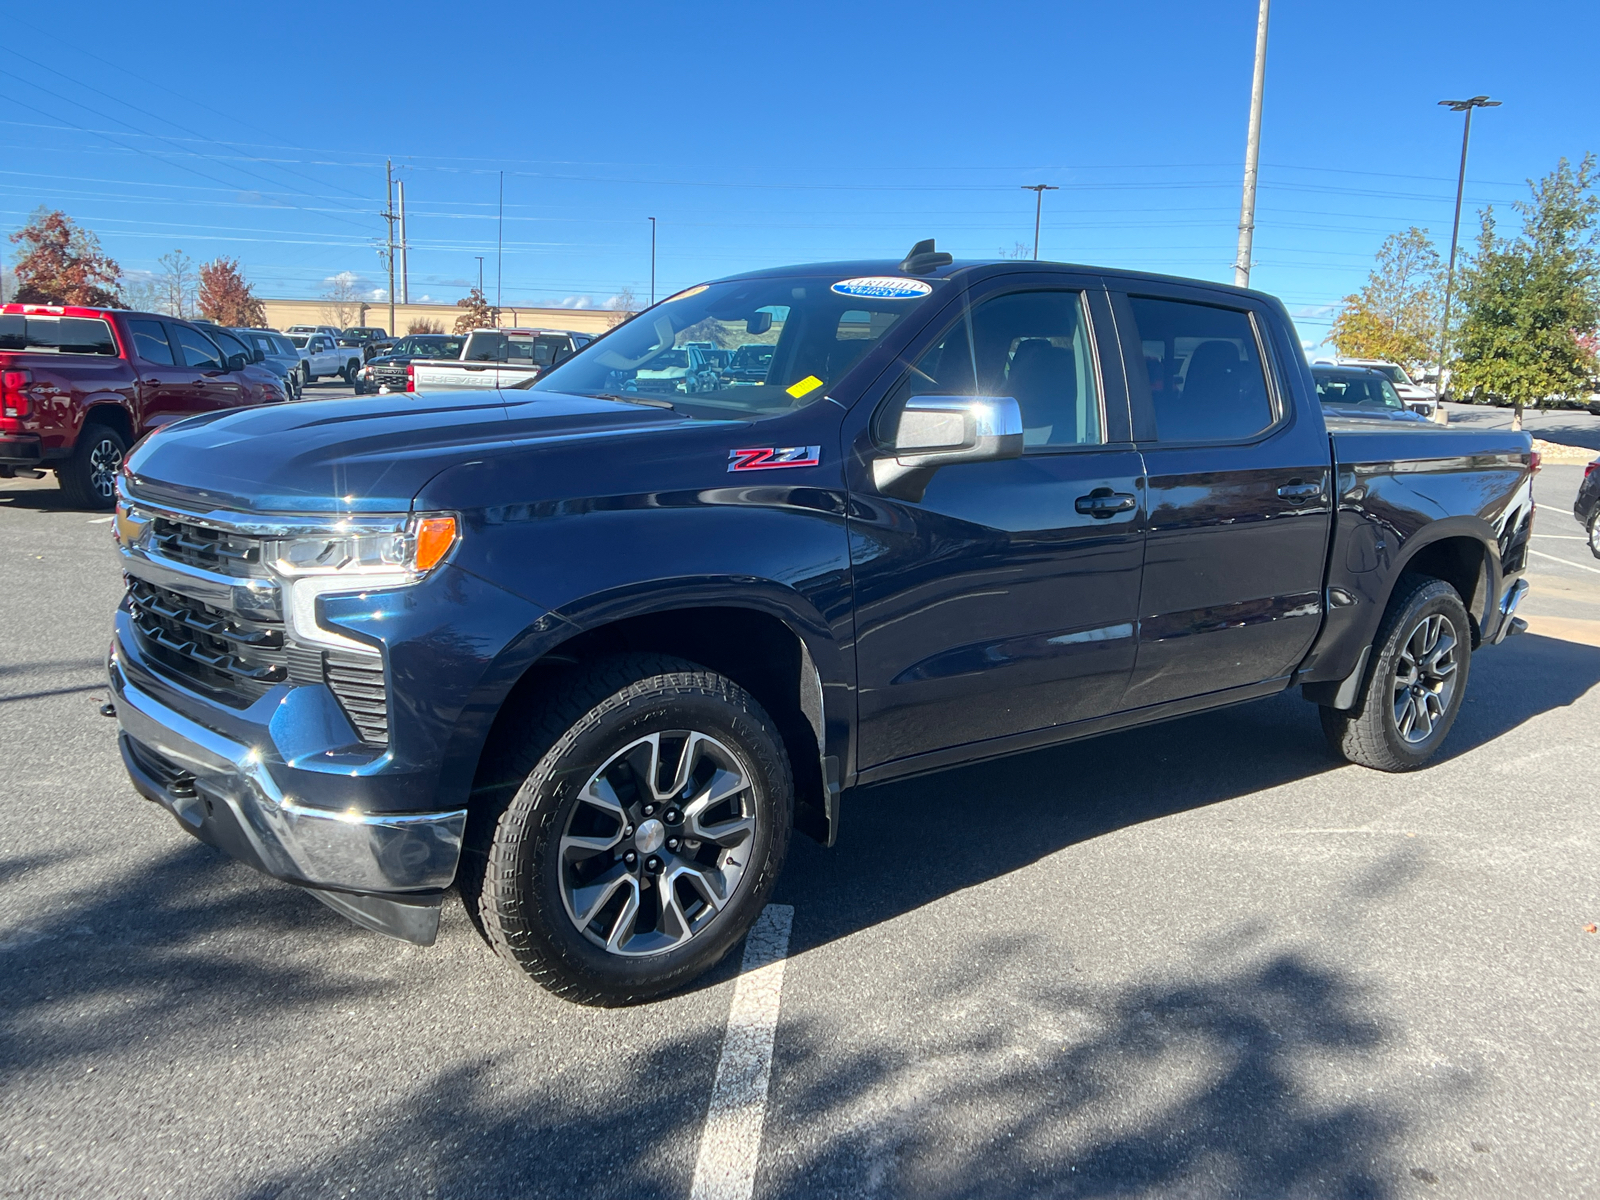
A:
[900, 238, 953, 275]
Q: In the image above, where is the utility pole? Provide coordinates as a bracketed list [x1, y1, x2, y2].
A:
[1436, 96, 1500, 382]
[496, 170, 504, 314]
[475, 257, 484, 299]
[1233, 0, 1271, 287]
[397, 178, 409, 305]
[1021, 185, 1058, 260]
[382, 159, 397, 336]
[648, 216, 657, 306]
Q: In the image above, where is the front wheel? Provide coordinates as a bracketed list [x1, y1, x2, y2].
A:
[475, 654, 792, 1005]
[1321, 576, 1472, 771]
[1587, 510, 1600, 560]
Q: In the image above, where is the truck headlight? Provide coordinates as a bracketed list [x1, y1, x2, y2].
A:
[267, 515, 458, 652]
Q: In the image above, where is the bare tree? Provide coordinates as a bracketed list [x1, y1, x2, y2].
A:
[407, 318, 445, 335]
[155, 250, 197, 318]
[320, 272, 364, 329]
[606, 285, 639, 329]
[998, 242, 1032, 261]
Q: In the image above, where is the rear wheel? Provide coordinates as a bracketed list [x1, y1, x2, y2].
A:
[1587, 510, 1599, 560]
[342, 360, 360, 385]
[58, 422, 127, 510]
[1320, 576, 1471, 771]
[473, 654, 792, 1005]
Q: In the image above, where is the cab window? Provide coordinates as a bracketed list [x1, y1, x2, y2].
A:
[897, 289, 1103, 448]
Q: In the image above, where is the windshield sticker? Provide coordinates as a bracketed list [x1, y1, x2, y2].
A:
[830, 276, 933, 300]
[785, 375, 825, 399]
[728, 446, 822, 472]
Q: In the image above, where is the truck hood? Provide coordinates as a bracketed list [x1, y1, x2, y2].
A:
[123, 389, 690, 515]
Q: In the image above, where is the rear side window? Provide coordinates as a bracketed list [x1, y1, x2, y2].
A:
[1127, 297, 1274, 442]
[126, 319, 175, 365]
[172, 325, 225, 371]
[0, 314, 117, 355]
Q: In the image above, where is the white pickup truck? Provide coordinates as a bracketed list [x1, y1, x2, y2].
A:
[406, 328, 594, 391]
[287, 331, 364, 385]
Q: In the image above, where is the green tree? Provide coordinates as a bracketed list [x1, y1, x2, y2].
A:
[1452, 155, 1600, 429]
[1328, 227, 1443, 371]
[9, 207, 121, 307]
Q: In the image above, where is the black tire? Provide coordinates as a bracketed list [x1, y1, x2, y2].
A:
[1320, 575, 1472, 771]
[473, 653, 792, 1005]
[342, 360, 359, 385]
[58, 421, 127, 510]
[1587, 509, 1600, 560]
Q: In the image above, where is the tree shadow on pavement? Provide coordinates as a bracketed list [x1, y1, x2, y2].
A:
[0, 841, 383, 1085]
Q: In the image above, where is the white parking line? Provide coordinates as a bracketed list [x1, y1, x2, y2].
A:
[1532, 533, 1587, 541]
[690, 903, 794, 1200]
[1528, 547, 1600, 575]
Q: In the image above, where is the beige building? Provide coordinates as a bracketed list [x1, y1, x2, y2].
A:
[258, 297, 618, 338]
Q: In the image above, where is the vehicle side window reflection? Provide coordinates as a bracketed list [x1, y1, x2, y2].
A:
[172, 325, 225, 371]
[902, 290, 1103, 449]
[126, 319, 175, 366]
[1127, 297, 1273, 442]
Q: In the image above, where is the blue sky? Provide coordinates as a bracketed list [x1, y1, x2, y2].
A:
[1, 0, 1595, 351]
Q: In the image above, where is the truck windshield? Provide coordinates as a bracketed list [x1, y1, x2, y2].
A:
[531, 273, 940, 416]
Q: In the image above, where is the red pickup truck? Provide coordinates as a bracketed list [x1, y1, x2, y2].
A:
[0, 304, 286, 508]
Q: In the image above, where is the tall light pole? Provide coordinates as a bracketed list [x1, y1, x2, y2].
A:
[382, 159, 397, 337]
[1436, 96, 1500, 381]
[1233, 0, 1271, 287]
[648, 216, 657, 306]
[1021, 185, 1058, 260]
[475, 256, 484, 301]
[496, 170, 504, 314]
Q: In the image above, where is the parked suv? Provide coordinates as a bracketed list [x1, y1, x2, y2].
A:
[232, 328, 305, 401]
[0, 303, 283, 507]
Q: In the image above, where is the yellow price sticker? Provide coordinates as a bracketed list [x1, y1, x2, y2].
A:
[786, 375, 825, 399]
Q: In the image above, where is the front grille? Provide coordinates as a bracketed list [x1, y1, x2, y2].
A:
[148, 516, 263, 577]
[370, 363, 409, 389]
[128, 577, 287, 704]
[324, 649, 389, 745]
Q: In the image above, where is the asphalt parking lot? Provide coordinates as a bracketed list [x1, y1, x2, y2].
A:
[1, 455, 1597, 1199]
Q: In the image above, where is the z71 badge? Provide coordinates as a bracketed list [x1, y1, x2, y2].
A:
[727, 446, 822, 472]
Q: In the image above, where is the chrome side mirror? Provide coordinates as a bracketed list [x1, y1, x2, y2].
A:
[873, 394, 1023, 501]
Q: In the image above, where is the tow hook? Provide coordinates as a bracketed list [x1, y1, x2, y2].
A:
[99, 702, 117, 718]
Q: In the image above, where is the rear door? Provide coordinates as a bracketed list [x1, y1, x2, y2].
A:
[1112, 286, 1331, 707]
[168, 323, 244, 412]
[847, 273, 1147, 772]
[123, 318, 193, 428]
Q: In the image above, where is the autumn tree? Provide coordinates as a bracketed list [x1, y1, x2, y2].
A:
[9, 207, 121, 307]
[198, 257, 266, 327]
[453, 286, 497, 335]
[1329, 227, 1443, 371]
[1452, 155, 1600, 430]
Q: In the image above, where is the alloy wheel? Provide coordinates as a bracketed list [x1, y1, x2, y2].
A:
[559, 730, 757, 957]
[1391, 612, 1459, 743]
[88, 437, 123, 501]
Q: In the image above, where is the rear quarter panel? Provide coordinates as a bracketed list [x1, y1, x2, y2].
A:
[1297, 422, 1534, 684]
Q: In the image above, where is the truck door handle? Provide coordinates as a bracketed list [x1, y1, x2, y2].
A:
[1075, 490, 1137, 518]
[1277, 480, 1323, 503]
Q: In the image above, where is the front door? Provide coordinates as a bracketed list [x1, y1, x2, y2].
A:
[846, 276, 1146, 773]
[1111, 288, 1332, 707]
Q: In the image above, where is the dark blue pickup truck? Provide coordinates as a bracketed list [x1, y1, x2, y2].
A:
[107, 245, 1536, 1004]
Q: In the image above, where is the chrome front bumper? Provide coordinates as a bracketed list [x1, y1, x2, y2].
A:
[109, 654, 466, 945]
